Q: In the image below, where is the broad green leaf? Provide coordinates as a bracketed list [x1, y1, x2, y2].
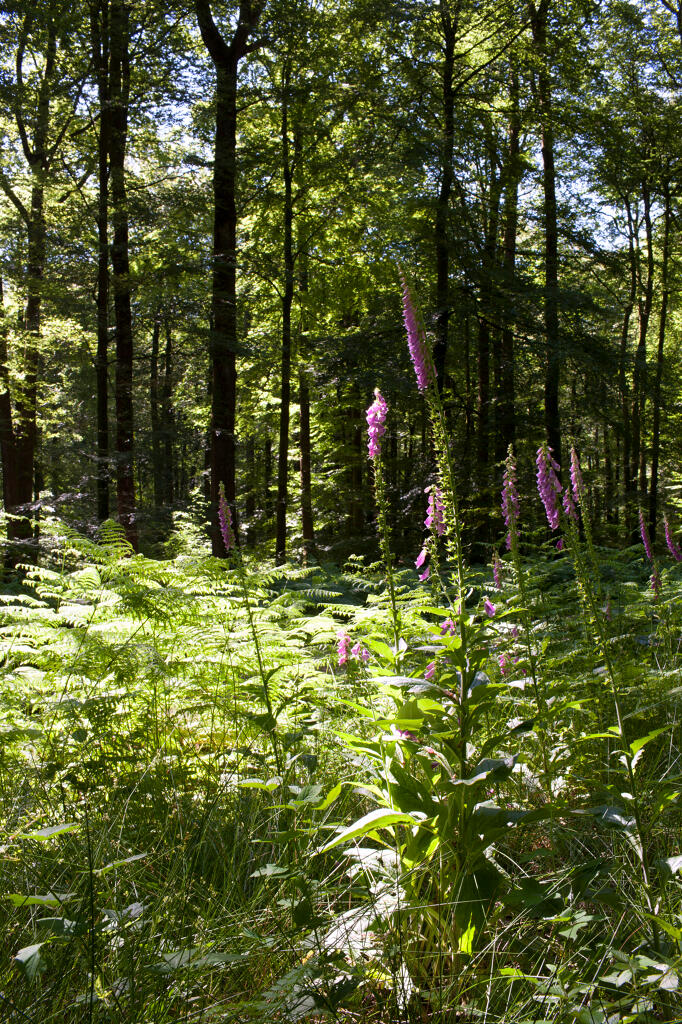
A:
[630, 726, 671, 757]
[17, 823, 79, 841]
[318, 808, 418, 855]
[96, 853, 148, 876]
[14, 943, 47, 980]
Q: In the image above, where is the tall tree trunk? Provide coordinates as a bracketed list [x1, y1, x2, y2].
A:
[109, 0, 137, 548]
[530, 0, 561, 466]
[648, 179, 671, 540]
[92, 0, 110, 523]
[476, 135, 501, 477]
[161, 315, 174, 505]
[276, 65, 294, 565]
[433, 0, 459, 386]
[299, 370, 315, 562]
[195, 0, 264, 554]
[630, 182, 653, 508]
[498, 66, 521, 459]
[620, 195, 636, 535]
[150, 314, 162, 507]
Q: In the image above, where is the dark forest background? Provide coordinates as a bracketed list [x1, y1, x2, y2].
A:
[1, 0, 681, 564]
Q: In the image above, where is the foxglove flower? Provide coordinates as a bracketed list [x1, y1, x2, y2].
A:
[484, 598, 496, 618]
[570, 447, 584, 505]
[492, 551, 502, 590]
[351, 641, 370, 664]
[415, 548, 428, 569]
[556, 537, 564, 551]
[366, 388, 387, 459]
[440, 617, 456, 635]
[337, 631, 351, 666]
[501, 447, 520, 549]
[401, 273, 434, 393]
[218, 482, 235, 552]
[424, 661, 436, 681]
[419, 566, 430, 582]
[651, 568, 661, 600]
[562, 488, 578, 524]
[639, 509, 653, 563]
[664, 514, 682, 562]
[536, 444, 562, 531]
[425, 487, 445, 537]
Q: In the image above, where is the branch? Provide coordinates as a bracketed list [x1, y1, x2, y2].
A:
[0, 170, 30, 224]
[194, 0, 231, 65]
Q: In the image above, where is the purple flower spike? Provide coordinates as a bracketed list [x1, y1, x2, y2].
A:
[424, 661, 436, 681]
[501, 447, 520, 549]
[351, 641, 370, 665]
[664, 514, 682, 562]
[562, 488, 578, 524]
[425, 487, 445, 537]
[218, 482, 235, 552]
[401, 273, 434, 393]
[651, 568, 661, 600]
[337, 631, 351, 666]
[366, 388, 387, 460]
[536, 444, 562, 531]
[570, 447, 584, 505]
[492, 551, 502, 590]
[639, 510, 653, 563]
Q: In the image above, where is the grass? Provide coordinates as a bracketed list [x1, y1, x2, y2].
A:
[0, 521, 681, 1022]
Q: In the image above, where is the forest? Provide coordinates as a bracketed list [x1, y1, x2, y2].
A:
[2, 0, 682, 1021]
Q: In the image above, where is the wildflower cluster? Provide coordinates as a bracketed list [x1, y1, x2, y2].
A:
[337, 631, 369, 667]
[400, 273, 434, 393]
[664, 514, 682, 562]
[536, 444, 562, 531]
[501, 448, 520, 550]
[366, 388, 387, 460]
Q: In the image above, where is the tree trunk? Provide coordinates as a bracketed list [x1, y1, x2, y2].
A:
[161, 315, 174, 505]
[92, 0, 110, 523]
[433, 1, 459, 387]
[276, 66, 294, 565]
[530, 0, 561, 467]
[109, 0, 137, 548]
[476, 135, 501, 478]
[498, 66, 521, 459]
[299, 370, 315, 562]
[648, 179, 671, 540]
[195, 0, 265, 554]
[150, 314, 162, 507]
[620, 195, 636, 535]
[630, 181, 653, 509]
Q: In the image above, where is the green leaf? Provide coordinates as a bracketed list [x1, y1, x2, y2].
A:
[96, 853, 147, 876]
[14, 943, 47, 980]
[630, 726, 671, 757]
[17, 822, 79, 841]
[318, 808, 419, 855]
[6, 892, 73, 907]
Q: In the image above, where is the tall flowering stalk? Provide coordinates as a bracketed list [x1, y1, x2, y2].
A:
[400, 273, 464, 606]
[639, 507, 661, 600]
[366, 389, 400, 649]
[555, 466, 660, 951]
[502, 445, 550, 782]
[218, 482, 280, 772]
[664, 513, 682, 562]
[536, 444, 562, 531]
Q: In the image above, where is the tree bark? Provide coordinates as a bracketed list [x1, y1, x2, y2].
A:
[433, 0, 459, 387]
[530, 0, 561, 467]
[109, 0, 137, 548]
[276, 64, 294, 565]
[92, 0, 110, 523]
[195, 0, 264, 555]
[630, 181, 653, 507]
[648, 178, 671, 540]
[498, 66, 521, 459]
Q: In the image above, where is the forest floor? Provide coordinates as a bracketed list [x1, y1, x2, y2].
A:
[0, 532, 681, 1023]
